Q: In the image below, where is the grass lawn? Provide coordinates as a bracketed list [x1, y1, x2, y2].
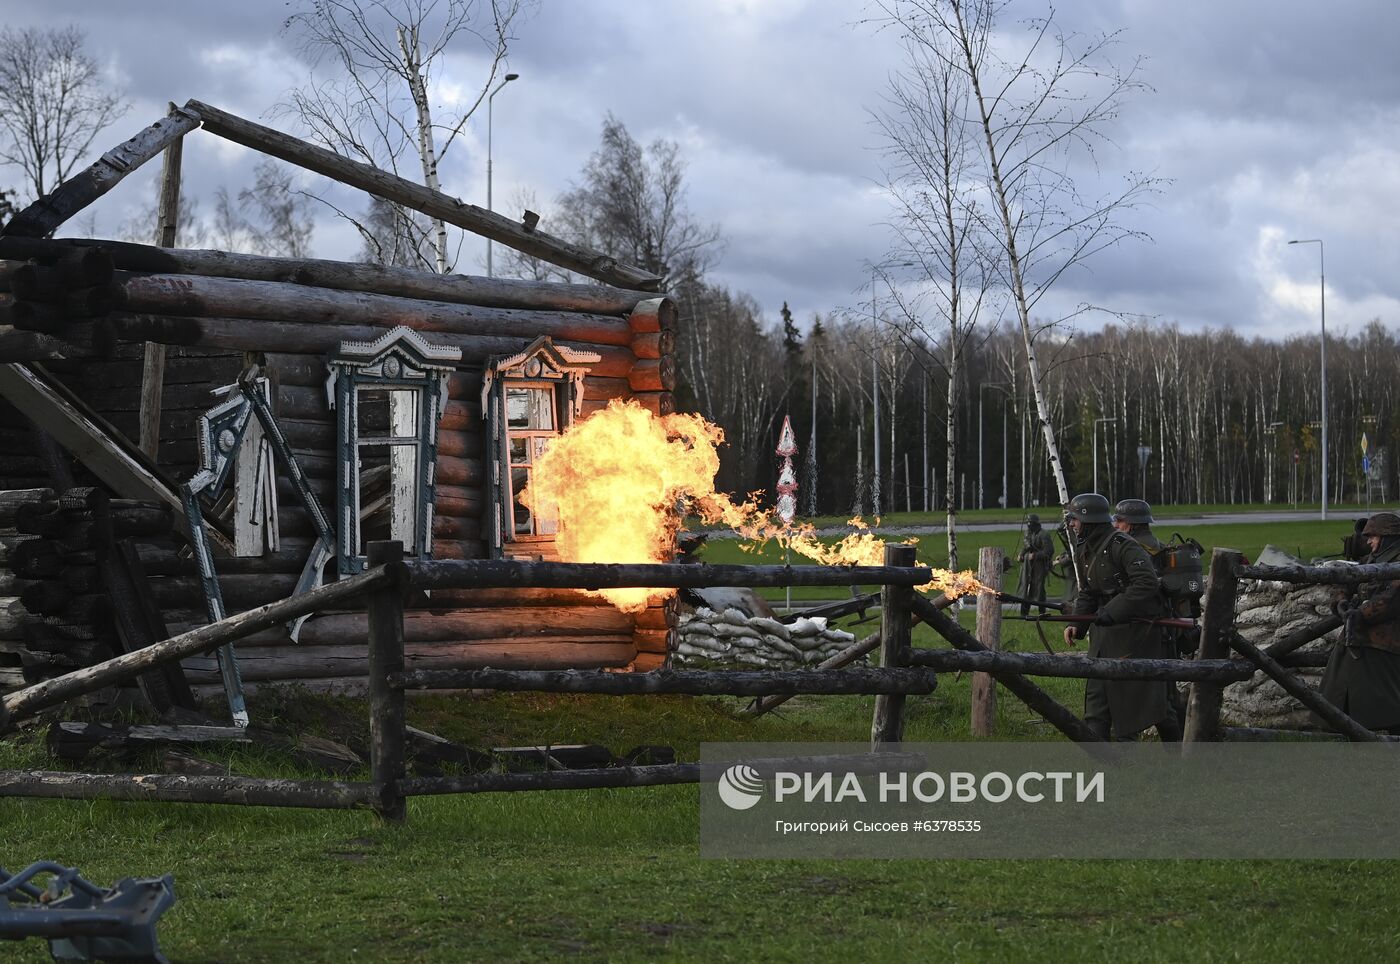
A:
[5, 515, 1400, 961]
[6, 669, 1400, 962]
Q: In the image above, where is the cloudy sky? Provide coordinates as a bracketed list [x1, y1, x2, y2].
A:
[3, 0, 1398, 341]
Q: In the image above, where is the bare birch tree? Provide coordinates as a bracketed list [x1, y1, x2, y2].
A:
[876, 0, 1160, 506]
[280, 0, 527, 271]
[873, 25, 994, 571]
[0, 25, 128, 205]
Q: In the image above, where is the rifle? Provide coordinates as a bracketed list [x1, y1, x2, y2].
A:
[996, 590, 1066, 613]
[1009, 613, 1199, 630]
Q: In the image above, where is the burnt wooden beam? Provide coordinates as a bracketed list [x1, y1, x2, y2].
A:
[903, 647, 1254, 682]
[1228, 631, 1382, 742]
[115, 273, 635, 345]
[0, 237, 657, 315]
[1237, 561, 1400, 584]
[184, 99, 663, 292]
[910, 593, 1101, 743]
[393, 666, 940, 696]
[1262, 613, 1343, 660]
[3, 107, 201, 239]
[0, 769, 371, 808]
[104, 312, 638, 379]
[405, 558, 935, 590]
[0, 564, 392, 728]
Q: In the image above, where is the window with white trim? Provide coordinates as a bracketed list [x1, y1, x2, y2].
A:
[482, 336, 599, 556]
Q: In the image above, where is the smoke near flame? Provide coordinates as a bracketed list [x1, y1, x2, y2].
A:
[521, 400, 988, 612]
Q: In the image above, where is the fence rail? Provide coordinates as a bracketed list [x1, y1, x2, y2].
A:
[3, 539, 1392, 821]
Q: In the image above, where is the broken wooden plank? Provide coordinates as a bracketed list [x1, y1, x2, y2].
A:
[47, 720, 362, 774]
[0, 564, 392, 727]
[183, 99, 663, 291]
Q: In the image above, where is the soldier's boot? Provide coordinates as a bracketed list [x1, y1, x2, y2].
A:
[1084, 678, 1112, 742]
[1156, 713, 1183, 743]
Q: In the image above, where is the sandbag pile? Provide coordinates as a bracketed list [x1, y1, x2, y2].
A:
[675, 607, 860, 669]
[1221, 567, 1346, 729]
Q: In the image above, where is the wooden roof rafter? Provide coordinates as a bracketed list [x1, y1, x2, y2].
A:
[1, 100, 665, 294]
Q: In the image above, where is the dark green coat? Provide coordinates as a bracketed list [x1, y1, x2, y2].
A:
[1320, 540, 1400, 730]
[1073, 527, 1168, 737]
[1129, 527, 1182, 656]
[1017, 528, 1054, 598]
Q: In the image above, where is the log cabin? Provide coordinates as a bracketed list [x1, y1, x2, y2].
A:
[0, 100, 678, 714]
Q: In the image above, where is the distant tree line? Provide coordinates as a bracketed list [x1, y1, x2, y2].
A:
[673, 313, 1400, 517]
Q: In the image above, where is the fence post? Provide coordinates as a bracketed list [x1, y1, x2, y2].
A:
[971, 546, 1004, 737]
[871, 544, 917, 748]
[367, 540, 407, 821]
[1182, 547, 1243, 750]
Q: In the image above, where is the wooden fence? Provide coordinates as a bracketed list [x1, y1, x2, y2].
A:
[2, 541, 1396, 821]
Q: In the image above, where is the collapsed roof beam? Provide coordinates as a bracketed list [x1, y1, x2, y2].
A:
[182, 99, 664, 293]
[2, 107, 201, 239]
[0, 362, 234, 554]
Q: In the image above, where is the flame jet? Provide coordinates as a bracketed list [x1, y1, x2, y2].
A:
[522, 400, 987, 612]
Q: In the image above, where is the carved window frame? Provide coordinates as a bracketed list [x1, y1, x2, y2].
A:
[327, 326, 461, 574]
[482, 336, 599, 557]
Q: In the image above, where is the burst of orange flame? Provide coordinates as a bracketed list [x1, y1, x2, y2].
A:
[521, 400, 989, 611]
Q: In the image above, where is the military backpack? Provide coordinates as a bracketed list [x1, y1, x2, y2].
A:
[1154, 533, 1205, 617]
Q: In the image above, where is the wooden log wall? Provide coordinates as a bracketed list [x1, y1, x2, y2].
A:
[0, 489, 74, 693]
[0, 238, 683, 694]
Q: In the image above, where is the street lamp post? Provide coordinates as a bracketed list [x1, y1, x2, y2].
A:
[1264, 421, 1284, 503]
[1092, 417, 1115, 494]
[486, 72, 520, 278]
[870, 265, 881, 516]
[1288, 238, 1327, 520]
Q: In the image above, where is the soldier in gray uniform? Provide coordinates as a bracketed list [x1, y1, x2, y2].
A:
[1017, 513, 1055, 616]
[1062, 493, 1169, 741]
[1112, 498, 1184, 741]
[1321, 512, 1400, 731]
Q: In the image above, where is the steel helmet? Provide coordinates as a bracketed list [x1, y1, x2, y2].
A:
[1113, 499, 1154, 525]
[1027, 513, 1041, 524]
[1065, 493, 1112, 525]
[1362, 512, 1400, 537]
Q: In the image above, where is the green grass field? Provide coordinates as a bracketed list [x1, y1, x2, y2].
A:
[4, 514, 1400, 961]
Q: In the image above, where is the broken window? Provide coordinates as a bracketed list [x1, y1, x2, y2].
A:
[482, 337, 599, 556]
[327, 327, 462, 574]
